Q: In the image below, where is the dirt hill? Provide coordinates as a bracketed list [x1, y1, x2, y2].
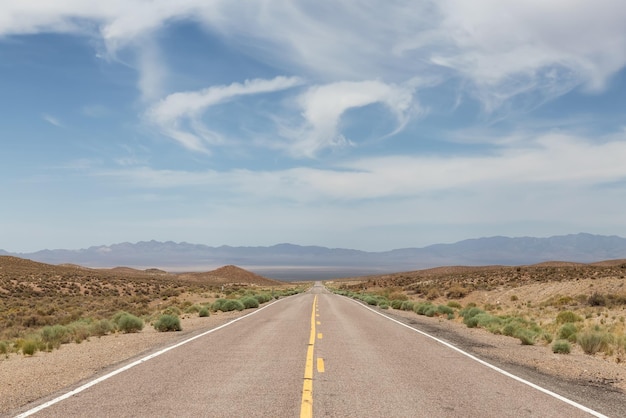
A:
[177, 265, 283, 286]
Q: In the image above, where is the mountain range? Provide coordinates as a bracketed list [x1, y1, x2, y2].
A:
[2, 233, 626, 280]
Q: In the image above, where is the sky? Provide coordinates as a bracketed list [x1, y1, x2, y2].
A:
[1, 1, 626, 253]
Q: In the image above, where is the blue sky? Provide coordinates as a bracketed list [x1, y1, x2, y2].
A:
[2, 1, 626, 253]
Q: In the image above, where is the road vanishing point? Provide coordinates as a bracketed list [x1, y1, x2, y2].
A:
[11, 283, 623, 417]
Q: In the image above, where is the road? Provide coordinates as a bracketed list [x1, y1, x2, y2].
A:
[12, 283, 619, 417]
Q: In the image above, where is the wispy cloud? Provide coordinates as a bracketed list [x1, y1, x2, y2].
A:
[42, 113, 62, 127]
[95, 130, 626, 201]
[145, 76, 304, 153]
[3, 1, 626, 115]
[278, 80, 419, 157]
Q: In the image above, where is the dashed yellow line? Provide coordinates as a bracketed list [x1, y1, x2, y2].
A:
[317, 358, 325, 373]
[300, 295, 317, 418]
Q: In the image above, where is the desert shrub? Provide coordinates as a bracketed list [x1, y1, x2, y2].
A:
[510, 295, 519, 301]
[515, 329, 537, 345]
[254, 293, 273, 304]
[556, 310, 583, 324]
[379, 303, 389, 309]
[220, 299, 245, 312]
[185, 304, 201, 314]
[502, 323, 519, 337]
[211, 299, 228, 311]
[68, 320, 93, 343]
[162, 306, 182, 316]
[558, 323, 578, 342]
[426, 288, 440, 300]
[446, 286, 469, 299]
[390, 300, 404, 309]
[588, 293, 606, 307]
[447, 301, 462, 309]
[388, 292, 408, 301]
[552, 340, 571, 354]
[153, 314, 181, 332]
[414, 302, 433, 315]
[400, 301, 415, 311]
[577, 331, 613, 355]
[41, 325, 69, 349]
[541, 332, 553, 344]
[364, 296, 378, 306]
[460, 307, 485, 327]
[90, 319, 114, 337]
[240, 296, 260, 309]
[198, 307, 210, 317]
[113, 312, 144, 333]
[22, 339, 38, 356]
[475, 313, 503, 330]
[437, 305, 454, 315]
[0, 341, 8, 357]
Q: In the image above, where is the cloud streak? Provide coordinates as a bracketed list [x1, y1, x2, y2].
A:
[145, 76, 303, 153]
[97, 130, 626, 200]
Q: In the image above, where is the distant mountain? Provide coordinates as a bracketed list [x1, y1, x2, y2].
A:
[2, 233, 626, 280]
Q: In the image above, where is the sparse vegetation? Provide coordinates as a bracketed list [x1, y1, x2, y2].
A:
[325, 260, 626, 361]
[552, 340, 571, 354]
[113, 312, 144, 333]
[153, 314, 181, 332]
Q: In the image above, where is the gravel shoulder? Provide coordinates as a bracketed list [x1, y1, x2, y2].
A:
[3, 304, 626, 416]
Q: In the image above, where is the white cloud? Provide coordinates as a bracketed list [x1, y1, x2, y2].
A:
[145, 76, 304, 153]
[42, 113, 62, 127]
[279, 80, 418, 157]
[96, 130, 626, 202]
[3, 1, 626, 116]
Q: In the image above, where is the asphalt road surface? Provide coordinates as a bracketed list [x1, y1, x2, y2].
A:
[12, 283, 620, 417]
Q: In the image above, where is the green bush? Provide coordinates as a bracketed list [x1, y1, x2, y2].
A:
[68, 320, 92, 343]
[0, 341, 8, 356]
[219, 299, 245, 312]
[184, 304, 201, 314]
[153, 314, 182, 332]
[460, 307, 486, 327]
[437, 305, 454, 315]
[414, 303, 434, 315]
[211, 299, 228, 311]
[577, 331, 612, 355]
[515, 329, 537, 345]
[390, 300, 404, 309]
[113, 312, 144, 333]
[447, 301, 462, 309]
[198, 307, 210, 317]
[552, 340, 571, 354]
[90, 319, 114, 337]
[379, 303, 389, 309]
[254, 293, 273, 304]
[400, 301, 414, 311]
[364, 296, 378, 306]
[22, 339, 38, 356]
[240, 296, 260, 309]
[41, 325, 69, 349]
[556, 310, 583, 324]
[558, 323, 578, 342]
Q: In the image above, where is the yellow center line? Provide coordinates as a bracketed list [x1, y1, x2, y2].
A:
[300, 295, 317, 418]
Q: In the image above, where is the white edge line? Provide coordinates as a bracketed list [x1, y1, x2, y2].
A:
[14, 298, 287, 418]
[346, 297, 608, 418]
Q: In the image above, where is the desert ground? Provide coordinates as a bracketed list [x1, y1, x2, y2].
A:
[2, 256, 626, 414]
